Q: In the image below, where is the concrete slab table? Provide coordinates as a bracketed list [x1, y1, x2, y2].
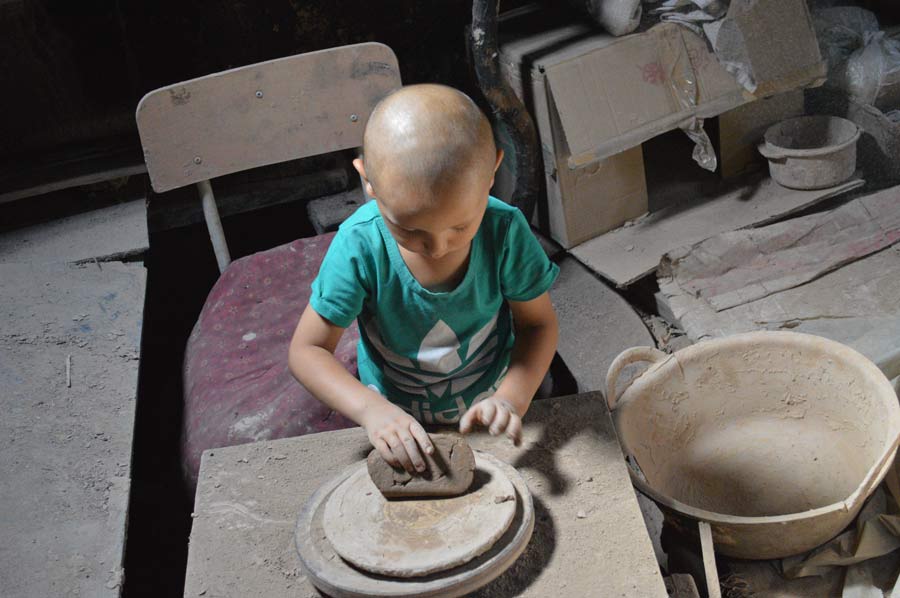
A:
[184, 392, 667, 597]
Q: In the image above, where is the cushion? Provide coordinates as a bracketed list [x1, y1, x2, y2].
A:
[182, 233, 358, 490]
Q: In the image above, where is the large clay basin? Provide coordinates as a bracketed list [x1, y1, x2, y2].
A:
[606, 331, 900, 559]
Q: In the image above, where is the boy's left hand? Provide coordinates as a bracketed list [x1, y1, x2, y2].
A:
[459, 396, 523, 446]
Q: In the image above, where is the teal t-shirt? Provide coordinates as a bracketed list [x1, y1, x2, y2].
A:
[310, 196, 559, 424]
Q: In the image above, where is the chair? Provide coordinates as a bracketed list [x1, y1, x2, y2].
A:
[136, 43, 402, 491]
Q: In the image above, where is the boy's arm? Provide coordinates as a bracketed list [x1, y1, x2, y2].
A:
[288, 304, 433, 473]
[460, 291, 559, 444]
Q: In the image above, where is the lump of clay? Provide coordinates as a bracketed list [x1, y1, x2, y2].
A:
[367, 434, 475, 498]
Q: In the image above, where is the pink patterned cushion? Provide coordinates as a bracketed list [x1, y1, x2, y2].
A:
[182, 233, 358, 490]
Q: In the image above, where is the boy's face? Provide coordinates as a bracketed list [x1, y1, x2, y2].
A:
[355, 150, 503, 263]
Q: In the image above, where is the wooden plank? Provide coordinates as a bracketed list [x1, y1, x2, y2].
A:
[183, 393, 668, 597]
[0, 262, 145, 598]
[0, 164, 147, 205]
[699, 522, 722, 598]
[0, 141, 146, 205]
[136, 43, 401, 193]
[570, 174, 864, 288]
[0, 199, 148, 264]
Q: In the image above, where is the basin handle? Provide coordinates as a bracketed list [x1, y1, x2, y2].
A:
[757, 141, 786, 161]
[606, 346, 668, 411]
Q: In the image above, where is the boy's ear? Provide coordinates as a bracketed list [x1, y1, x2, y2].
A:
[489, 148, 505, 188]
[352, 157, 377, 199]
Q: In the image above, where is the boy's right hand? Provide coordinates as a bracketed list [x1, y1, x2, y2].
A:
[360, 399, 434, 474]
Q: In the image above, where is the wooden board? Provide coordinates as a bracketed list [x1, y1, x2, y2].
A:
[0, 200, 148, 264]
[699, 522, 722, 598]
[0, 163, 146, 206]
[136, 43, 401, 193]
[570, 174, 864, 288]
[660, 188, 900, 311]
[183, 393, 668, 597]
[658, 242, 900, 376]
[0, 139, 145, 205]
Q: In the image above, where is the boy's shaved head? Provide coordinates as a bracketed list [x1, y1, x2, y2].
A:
[363, 84, 496, 202]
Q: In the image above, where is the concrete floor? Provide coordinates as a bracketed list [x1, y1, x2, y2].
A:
[0, 262, 145, 597]
[0, 201, 147, 598]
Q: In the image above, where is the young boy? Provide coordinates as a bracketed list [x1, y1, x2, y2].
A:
[289, 84, 559, 475]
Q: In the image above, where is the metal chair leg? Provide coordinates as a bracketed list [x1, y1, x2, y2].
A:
[197, 179, 231, 273]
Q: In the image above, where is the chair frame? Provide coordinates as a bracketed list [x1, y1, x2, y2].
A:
[136, 43, 401, 272]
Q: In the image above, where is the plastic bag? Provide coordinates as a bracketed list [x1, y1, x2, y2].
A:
[681, 117, 718, 172]
[813, 7, 880, 73]
[844, 32, 900, 109]
[813, 7, 900, 110]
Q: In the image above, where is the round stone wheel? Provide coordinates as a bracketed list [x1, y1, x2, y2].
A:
[324, 453, 517, 577]
[295, 451, 534, 598]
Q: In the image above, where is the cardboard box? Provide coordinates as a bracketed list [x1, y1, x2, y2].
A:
[718, 90, 805, 179]
[541, 7, 824, 168]
[495, 16, 649, 248]
[494, 0, 824, 247]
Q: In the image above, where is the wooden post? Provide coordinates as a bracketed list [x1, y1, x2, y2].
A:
[699, 521, 721, 598]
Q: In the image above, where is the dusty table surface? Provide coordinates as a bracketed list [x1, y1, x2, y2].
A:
[0, 261, 145, 597]
[184, 392, 667, 597]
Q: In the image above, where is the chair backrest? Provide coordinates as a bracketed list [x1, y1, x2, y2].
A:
[136, 43, 401, 193]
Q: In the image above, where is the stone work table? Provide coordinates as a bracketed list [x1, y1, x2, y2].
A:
[183, 392, 667, 597]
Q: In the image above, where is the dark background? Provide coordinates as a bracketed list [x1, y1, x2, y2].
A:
[3, 0, 898, 167]
[0, 0, 492, 165]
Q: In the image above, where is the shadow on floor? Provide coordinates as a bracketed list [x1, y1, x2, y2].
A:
[123, 200, 316, 597]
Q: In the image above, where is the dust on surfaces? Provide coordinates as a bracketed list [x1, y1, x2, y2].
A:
[169, 88, 191, 105]
[351, 61, 395, 79]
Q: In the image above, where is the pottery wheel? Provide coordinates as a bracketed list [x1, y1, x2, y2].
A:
[323, 453, 517, 578]
[295, 451, 534, 598]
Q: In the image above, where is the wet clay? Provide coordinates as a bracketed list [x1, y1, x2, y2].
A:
[367, 434, 475, 498]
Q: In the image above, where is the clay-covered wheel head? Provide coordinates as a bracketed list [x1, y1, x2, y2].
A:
[323, 452, 517, 578]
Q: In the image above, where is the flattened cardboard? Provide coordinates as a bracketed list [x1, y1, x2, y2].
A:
[570, 174, 864, 288]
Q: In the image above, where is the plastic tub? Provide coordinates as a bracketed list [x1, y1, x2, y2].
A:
[758, 116, 860, 190]
[606, 331, 900, 559]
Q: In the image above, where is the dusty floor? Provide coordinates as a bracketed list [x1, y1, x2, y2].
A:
[0, 261, 144, 597]
[122, 197, 323, 597]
